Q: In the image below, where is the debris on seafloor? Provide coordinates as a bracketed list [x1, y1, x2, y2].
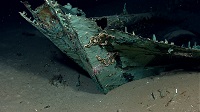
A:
[49, 74, 67, 87]
[76, 74, 81, 87]
[116, 109, 122, 112]
[147, 88, 190, 109]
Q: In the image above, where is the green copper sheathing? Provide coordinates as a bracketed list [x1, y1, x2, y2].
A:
[20, 0, 200, 94]
[69, 15, 125, 92]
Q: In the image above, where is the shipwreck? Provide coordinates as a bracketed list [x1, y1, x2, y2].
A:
[19, 0, 200, 93]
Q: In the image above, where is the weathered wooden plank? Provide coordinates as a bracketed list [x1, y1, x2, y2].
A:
[19, 0, 200, 94]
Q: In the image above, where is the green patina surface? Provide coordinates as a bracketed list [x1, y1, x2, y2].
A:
[20, 0, 200, 93]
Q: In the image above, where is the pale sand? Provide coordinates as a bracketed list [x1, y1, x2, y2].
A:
[0, 26, 199, 112]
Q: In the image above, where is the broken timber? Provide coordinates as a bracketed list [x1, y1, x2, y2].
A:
[19, 0, 200, 93]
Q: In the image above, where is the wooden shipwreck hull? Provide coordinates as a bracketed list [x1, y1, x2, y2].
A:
[20, 0, 200, 93]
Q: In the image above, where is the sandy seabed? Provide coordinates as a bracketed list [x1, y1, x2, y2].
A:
[0, 25, 199, 112]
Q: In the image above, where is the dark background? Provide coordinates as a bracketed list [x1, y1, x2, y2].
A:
[0, 0, 200, 29]
[0, 0, 168, 27]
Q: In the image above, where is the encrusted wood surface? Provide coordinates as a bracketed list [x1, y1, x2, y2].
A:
[20, 0, 200, 93]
